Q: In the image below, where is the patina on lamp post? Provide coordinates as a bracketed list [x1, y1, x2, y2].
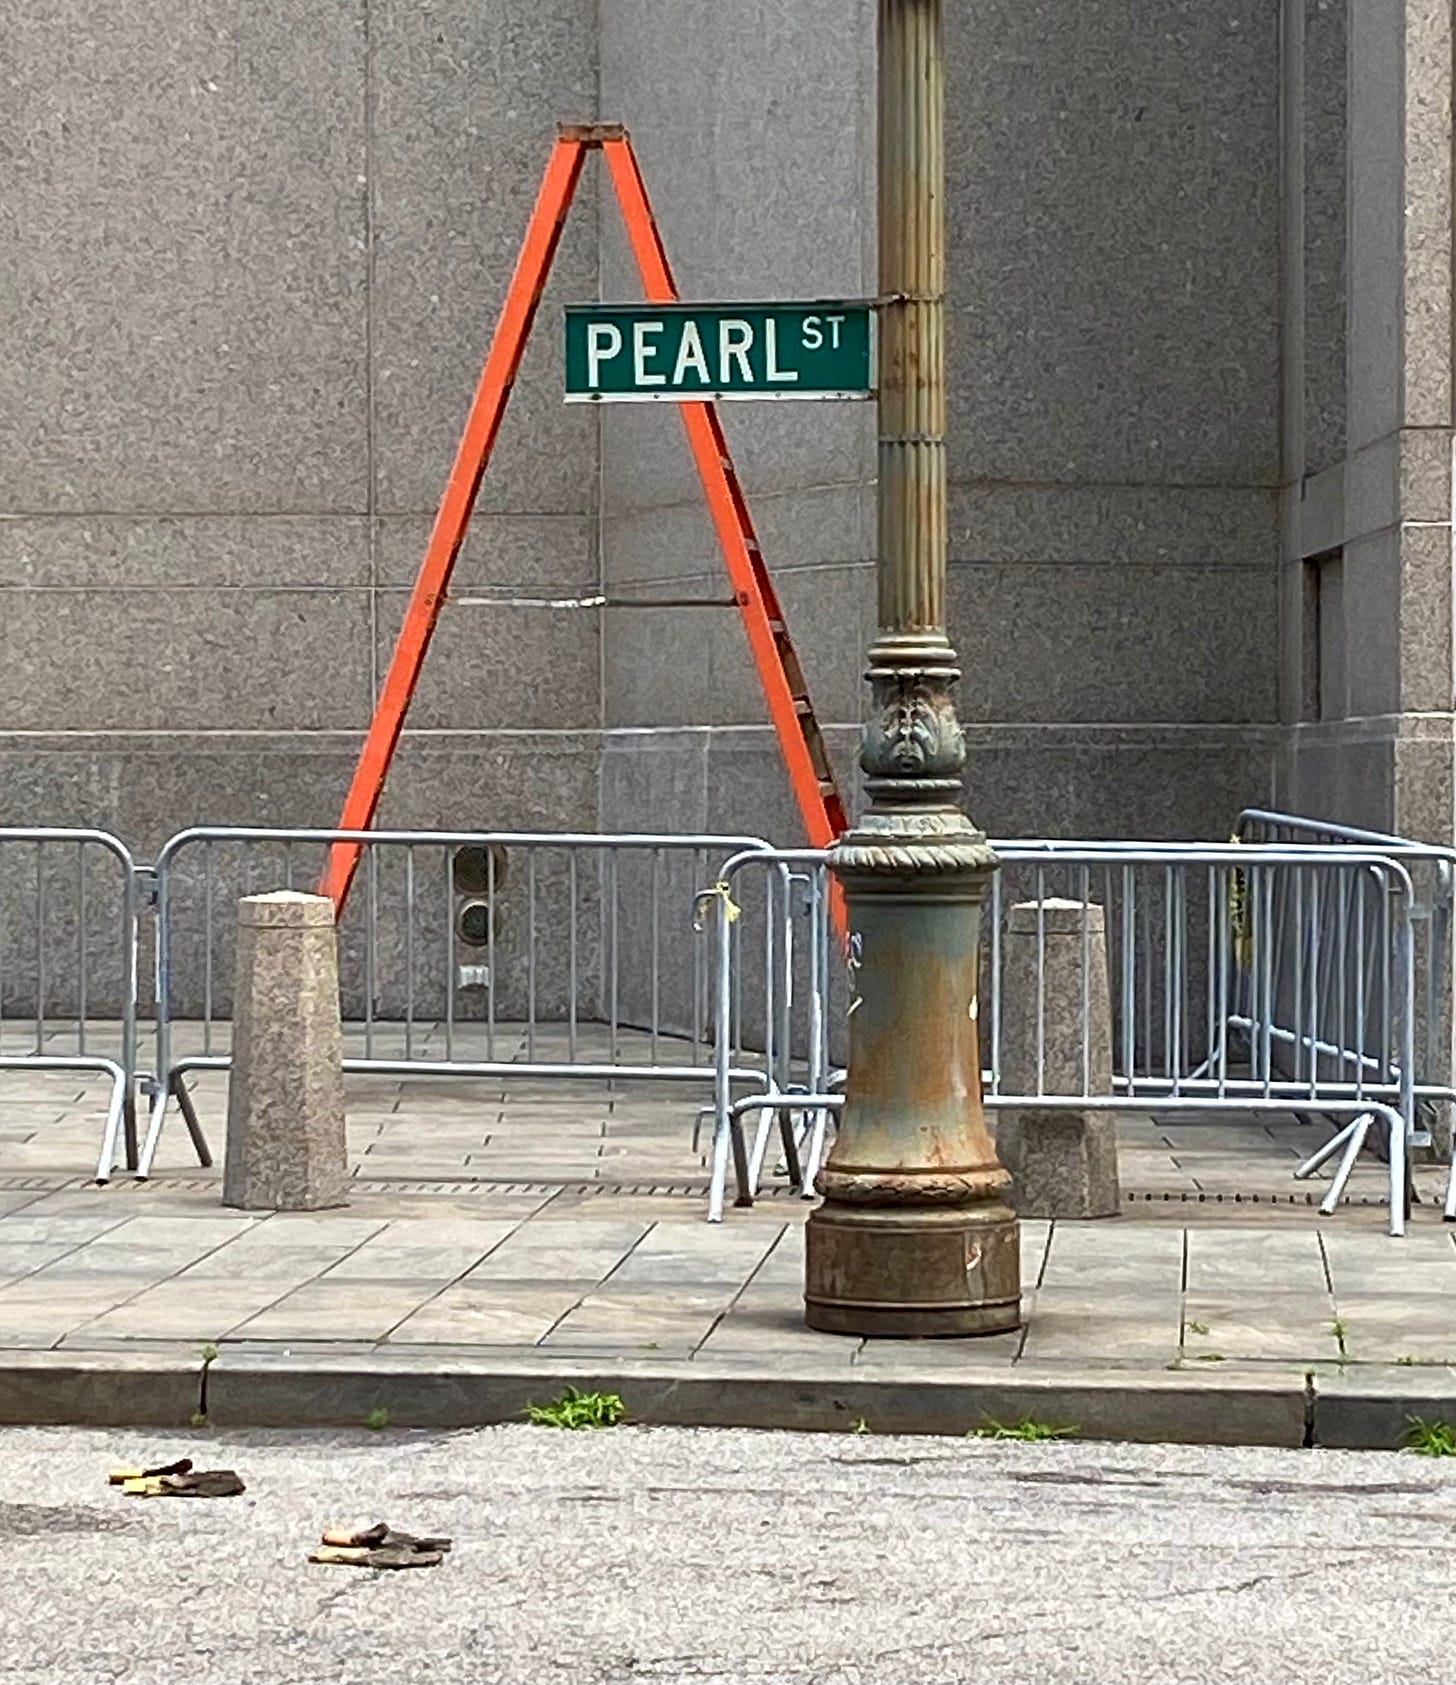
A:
[804, 0, 1020, 1337]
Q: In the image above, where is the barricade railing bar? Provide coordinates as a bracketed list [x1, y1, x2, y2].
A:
[139, 826, 792, 1179]
[706, 841, 1422, 1234]
[0, 827, 140, 1182]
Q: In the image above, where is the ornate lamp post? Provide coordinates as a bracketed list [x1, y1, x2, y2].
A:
[803, 0, 1020, 1336]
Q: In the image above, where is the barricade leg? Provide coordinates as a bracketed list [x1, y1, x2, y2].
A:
[1388, 1109, 1408, 1237]
[746, 1101, 778, 1193]
[1294, 1117, 1364, 1183]
[707, 1114, 736, 1223]
[90, 1063, 130, 1183]
[0, 1056, 128, 1184]
[776, 1104, 803, 1190]
[122, 1090, 139, 1174]
[137, 1087, 167, 1180]
[801, 1106, 830, 1194]
[136, 1073, 214, 1179]
[746, 1097, 803, 1195]
[176, 1078, 214, 1168]
[1309, 1114, 1371, 1215]
[729, 1111, 753, 1210]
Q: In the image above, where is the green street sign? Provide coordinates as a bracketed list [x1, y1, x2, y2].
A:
[564, 301, 874, 402]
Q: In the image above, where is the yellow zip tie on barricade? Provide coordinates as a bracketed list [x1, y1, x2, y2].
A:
[1228, 832, 1253, 970]
[693, 881, 742, 932]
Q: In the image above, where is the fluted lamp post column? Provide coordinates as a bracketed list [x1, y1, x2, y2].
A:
[804, 0, 1020, 1336]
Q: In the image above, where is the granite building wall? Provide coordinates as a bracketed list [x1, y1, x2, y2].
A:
[598, 0, 1284, 848]
[1, 2, 603, 864]
[15, 0, 1447, 974]
[1279, 0, 1456, 843]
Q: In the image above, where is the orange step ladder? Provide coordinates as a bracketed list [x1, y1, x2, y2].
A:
[321, 125, 847, 923]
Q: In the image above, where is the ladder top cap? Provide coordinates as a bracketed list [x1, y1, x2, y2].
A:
[558, 122, 628, 145]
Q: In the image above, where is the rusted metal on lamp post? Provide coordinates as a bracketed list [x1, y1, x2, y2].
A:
[803, 0, 1021, 1336]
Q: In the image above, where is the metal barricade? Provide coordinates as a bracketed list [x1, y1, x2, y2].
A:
[701, 849, 839, 1222]
[1237, 808, 1456, 1217]
[985, 842, 1417, 1232]
[0, 827, 140, 1182]
[708, 841, 1420, 1234]
[139, 826, 788, 1178]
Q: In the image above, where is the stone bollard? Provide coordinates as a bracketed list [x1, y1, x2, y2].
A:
[223, 891, 348, 1211]
[994, 898, 1119, 1219]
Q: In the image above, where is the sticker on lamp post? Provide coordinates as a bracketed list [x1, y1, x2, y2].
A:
[564, 302, 874, 401]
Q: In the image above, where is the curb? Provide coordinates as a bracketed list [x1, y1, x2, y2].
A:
[0, 1347, 1309, 1446]
[0, 1349, 201, 1429]
[207, 1357, 1311, 1447]
[2, 1349, 1451, 1451]
[1308, 1367, 1456, 1449]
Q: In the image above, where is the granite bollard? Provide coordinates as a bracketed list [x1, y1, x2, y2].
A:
[223, 891, 348, 1211]
[995, 898, 1119, 1219]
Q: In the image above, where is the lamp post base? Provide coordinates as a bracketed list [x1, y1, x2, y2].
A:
[804, 1201, 1021, 1338]
[802, 806, 1020, 1340]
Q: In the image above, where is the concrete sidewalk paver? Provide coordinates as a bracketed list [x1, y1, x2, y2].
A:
[389, 1283, 593, 1345]
[1179, 1293, 1343, 1363]
[228, 1280, 443, 1343]
[606, 1224, 782, 1286]
[1335, 1294, 1456, 1364]
[177, 1244, 368, 1284]
[542, 1282, 742, 1350]
[1038, 1223, 1183, 1291]
[66, 1280, 293, 1342]
[1186, 1227, 1331, 1295]
[1020, 1291, 1183, 1364]
[0, 1278, 163, 1347]
[1324, 1230, 1456, 1296]
[318, 1221, 519, 1282]
[463, 1218, 652, 1280]
[701, 1293, 859, 1358]
[0, 1240, 102, 1277]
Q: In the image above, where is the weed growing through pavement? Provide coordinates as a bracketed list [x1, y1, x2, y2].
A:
[1331, 1318, 1349, 1362]
[969, 1417, 1076, 1443]
[1186, 1321, 1210, 1336]
[1194, 1352, 1226, 1363]
[851, 1417, 870, 1435]
[1404, 1417, 1456, 1457]
[364, 1407, 390, 1432]
[191, 1343, 220, 1429]
[525, 1388, 627, 1430]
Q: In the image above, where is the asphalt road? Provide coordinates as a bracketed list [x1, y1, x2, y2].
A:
[0, 1422, 1448, 1684]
